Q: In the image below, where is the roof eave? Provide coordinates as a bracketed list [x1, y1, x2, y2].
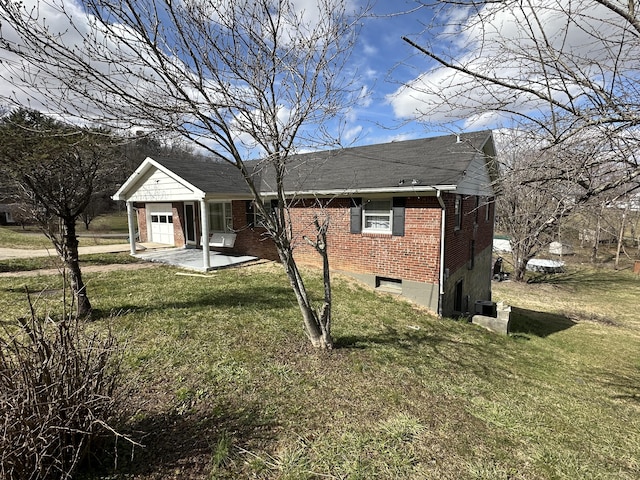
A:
[111, 157, 207, 201]
[257, 184, 459, 198]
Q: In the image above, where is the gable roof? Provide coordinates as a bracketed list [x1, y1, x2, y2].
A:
[257, 130, 495, 195]
[114, 130, 495, 201]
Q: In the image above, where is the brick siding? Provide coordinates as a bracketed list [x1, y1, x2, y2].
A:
[136, 194, 494, 314]
[443, 193, 494, 274]
[283, 196, 443, 284]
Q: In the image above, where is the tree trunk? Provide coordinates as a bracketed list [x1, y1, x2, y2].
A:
[614, 204, 629, 270]
[276, 239, 333, 350]
[511, 243, 535, 282]
[591, 208, 602, 263]
[62, 217, 92, 317]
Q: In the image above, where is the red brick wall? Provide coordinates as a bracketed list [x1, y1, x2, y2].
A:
[229, 200, 279, 260]
[135, 203, 148, 242]
[284, 196, 443, 284]
[443, 193, 494, 273]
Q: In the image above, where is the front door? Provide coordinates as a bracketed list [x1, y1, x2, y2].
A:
[184, 203, 197, 245]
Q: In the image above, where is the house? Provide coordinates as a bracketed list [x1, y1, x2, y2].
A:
[112, 130, 497, 317]
[0, 204, 16, 225]
[0, 185, 18, 225]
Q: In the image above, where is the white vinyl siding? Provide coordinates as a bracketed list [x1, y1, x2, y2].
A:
[129, 169, 200, 202]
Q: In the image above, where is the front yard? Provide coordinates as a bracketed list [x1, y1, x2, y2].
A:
[0, 252, 638, 479]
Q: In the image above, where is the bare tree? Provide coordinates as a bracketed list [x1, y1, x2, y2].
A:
[397, 0, 640, 278]
[494, 128, 640, 280]
[0, 109, 117, 316]
[0, 0, 367, 349]
[493, 131, 572, 280]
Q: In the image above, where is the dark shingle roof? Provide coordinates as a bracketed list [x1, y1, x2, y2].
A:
[154, 130, 493, 195]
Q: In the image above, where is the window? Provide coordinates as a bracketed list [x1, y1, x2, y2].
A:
[485, 197, 492, 222]
[454, 195, 462, 230]
[351, 197, 405, 236]
[376, 276, 402, 293]
[474, 196, 480, 225]
[209, 202, 233, 232]
[363, 199, 392, 232]
[245, 200, 272, 228]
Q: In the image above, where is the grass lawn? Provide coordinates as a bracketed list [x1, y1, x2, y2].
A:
[0, 258, 638, 479]
[0, 212, 130, 249]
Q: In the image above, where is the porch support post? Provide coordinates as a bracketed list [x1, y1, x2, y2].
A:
[126, 201, 137, 255]
[200, 199, 210, 270]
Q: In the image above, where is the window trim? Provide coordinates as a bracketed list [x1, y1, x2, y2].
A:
[485, 196, 492, 222]
[454, 195, 462, 231]
[362, 198, 393, 234]
[245, 199, 273, 228]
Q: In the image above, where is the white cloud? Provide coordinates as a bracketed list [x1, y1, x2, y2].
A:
[343, 124, 362, 142]
[388, 0, 637, 127]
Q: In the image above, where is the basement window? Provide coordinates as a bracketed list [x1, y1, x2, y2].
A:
[375, 276, 402, 294]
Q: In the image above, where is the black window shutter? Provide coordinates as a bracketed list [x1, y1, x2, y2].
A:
[350, 197, 362, 234]
[392, 197, 406, 236]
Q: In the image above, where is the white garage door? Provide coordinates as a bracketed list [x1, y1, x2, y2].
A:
[148, 204, 175, 245]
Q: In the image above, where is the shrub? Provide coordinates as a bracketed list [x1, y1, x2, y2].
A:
[0, 293, 122, 480]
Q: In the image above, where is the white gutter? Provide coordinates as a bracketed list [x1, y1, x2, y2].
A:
[258, 184, 458, 198]
[436, 188, 446, 317]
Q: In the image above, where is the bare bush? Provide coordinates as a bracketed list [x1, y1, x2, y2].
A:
[0, 290, 123, 480]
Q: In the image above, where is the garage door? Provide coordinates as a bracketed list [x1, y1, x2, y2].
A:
[148, 204, 175, 245]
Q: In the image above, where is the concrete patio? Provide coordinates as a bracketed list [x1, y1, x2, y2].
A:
[135, 246, 258, 272]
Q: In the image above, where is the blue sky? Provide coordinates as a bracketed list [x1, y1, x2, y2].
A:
[2, 0, 617, 151]
[345, 1, 439, 145]
[0, 0, 444, 148]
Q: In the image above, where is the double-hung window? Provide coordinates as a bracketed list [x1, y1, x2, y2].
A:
[209, 202, 233, 232]
[245, 200, 273, 228]
[363, 199, 392, 233]
[351, 197, 405, 236]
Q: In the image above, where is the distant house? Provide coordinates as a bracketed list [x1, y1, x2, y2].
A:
[0, 185, 17, 225]
[0, 205, 15, 225]
[113, 131, 497, 317]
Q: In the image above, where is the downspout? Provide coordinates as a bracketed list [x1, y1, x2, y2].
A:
[436, 188, 446, 317]
[126, 201, 137, 256]
[200, 199, 210, 270]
